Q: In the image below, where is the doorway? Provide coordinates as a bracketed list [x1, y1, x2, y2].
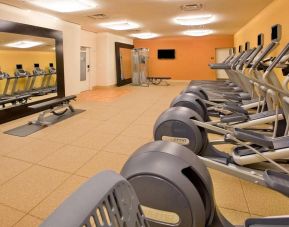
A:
[215, 48, 230, 79]
[80, 47, 90, 92]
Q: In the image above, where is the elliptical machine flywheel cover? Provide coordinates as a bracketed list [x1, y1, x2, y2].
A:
[171, 93, 208, 121]
[182, 85, 209, 101]
[154, 107, 208, 154]
[121, 141, 217, 227]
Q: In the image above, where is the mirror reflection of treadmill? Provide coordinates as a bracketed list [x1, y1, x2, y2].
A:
[48, 63, 57, 93]
[30, 63, 42, 92]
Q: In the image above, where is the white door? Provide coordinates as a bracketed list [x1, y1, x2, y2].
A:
[80, 47, 90, 92]
[215, 48, 230, 79]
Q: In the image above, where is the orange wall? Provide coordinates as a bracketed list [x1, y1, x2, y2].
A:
[134, 35, 233, 80]
[234, 0, 289, 82]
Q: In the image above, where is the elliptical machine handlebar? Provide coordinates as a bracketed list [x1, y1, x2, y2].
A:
[265, 42, 289, 74]
[251, 41, 278, 70]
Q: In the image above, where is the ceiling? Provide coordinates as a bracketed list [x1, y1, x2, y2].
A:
[0, 0, 273, 38]
[0, 32, 55, 51]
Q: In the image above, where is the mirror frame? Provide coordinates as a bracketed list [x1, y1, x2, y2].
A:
[0, 19, 65, 124]
[115, 42, 134, 86]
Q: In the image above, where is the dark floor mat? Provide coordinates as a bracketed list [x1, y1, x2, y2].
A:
[4, 109, 85, 137]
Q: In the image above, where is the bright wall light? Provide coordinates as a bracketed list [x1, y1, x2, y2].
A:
[100, 21, 139, 31]
[183, 29, 213, 37]
[27, 0, 97, 13]
[174, 15, 214, 26]
[5, 41, 43, 48]
[131, 33, 159, 39]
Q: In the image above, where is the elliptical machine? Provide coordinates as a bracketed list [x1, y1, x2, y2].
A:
[121, 141, 289, 227]
[42, 141, 289, 227]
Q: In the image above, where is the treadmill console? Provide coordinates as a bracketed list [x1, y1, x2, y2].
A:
[0, 71, 9, 79]
[33, 63, 45, 75]
[48, 63, 56, 74]
[15, 64, 29, 77]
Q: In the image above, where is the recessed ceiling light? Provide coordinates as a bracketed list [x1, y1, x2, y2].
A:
[27, 0, 97, 13]
[5, 41, 43, 48]
[131, 33, 159, 39]
[183, 29, 213, 36]
[174, 15, 214, 26]
[100, 21, 139, 31]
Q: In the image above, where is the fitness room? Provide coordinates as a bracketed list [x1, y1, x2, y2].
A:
[1, 0, 289, 226]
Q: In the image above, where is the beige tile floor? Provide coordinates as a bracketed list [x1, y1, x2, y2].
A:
[0, 82, 289, 226]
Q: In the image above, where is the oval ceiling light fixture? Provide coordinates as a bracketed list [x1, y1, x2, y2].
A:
[100, 21, 140, 31]
[174, 14, 214, 26]
[5, 41, 43, 49]
[130, 33, 159, 39]
[183, 29, 213, 36]
[26, 0, 98, 13]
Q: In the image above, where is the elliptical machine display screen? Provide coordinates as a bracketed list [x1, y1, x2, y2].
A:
[257, 34, 264, 46]
[238, 45, 243, 53]
[271, 24, 281, 41]
[245, 42, 250, 51]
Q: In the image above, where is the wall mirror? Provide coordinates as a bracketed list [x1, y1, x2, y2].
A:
[0, 20, 64, 124]
[115, 42, 134, 86]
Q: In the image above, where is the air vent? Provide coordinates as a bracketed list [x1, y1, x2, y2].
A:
[181, 3, 203, 11]
[89, 13, 108, 19]
[131, 29, 141, 32]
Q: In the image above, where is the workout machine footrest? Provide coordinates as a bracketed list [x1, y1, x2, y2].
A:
[264, 170, 289, 197]
[233, 128, 274, 148]
[220, 113, 248, 123]
[224, 102, 248, 114]
[233, 144, 270, 157]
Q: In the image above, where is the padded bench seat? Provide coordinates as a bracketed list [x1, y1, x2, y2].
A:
[0, 94, 31, 106]
[28, 95, 76, 110]
[147, 76, 171, 85]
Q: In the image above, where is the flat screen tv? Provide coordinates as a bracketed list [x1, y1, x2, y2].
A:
[158, 49, 175, 59]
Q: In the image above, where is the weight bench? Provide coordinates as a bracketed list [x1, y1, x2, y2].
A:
[0, 94, 31, 108]
[147, 76, 171, 86]
[28, 95, 76, 126]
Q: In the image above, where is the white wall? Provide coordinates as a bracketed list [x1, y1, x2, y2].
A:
[0, 3, 82, 95]
[95, 33, 133, 86]
[80, 30, 98, 89]
[0, 3, 133, 92]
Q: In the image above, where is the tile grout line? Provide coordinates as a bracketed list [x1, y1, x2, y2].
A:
[240, 179, 253, 216]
